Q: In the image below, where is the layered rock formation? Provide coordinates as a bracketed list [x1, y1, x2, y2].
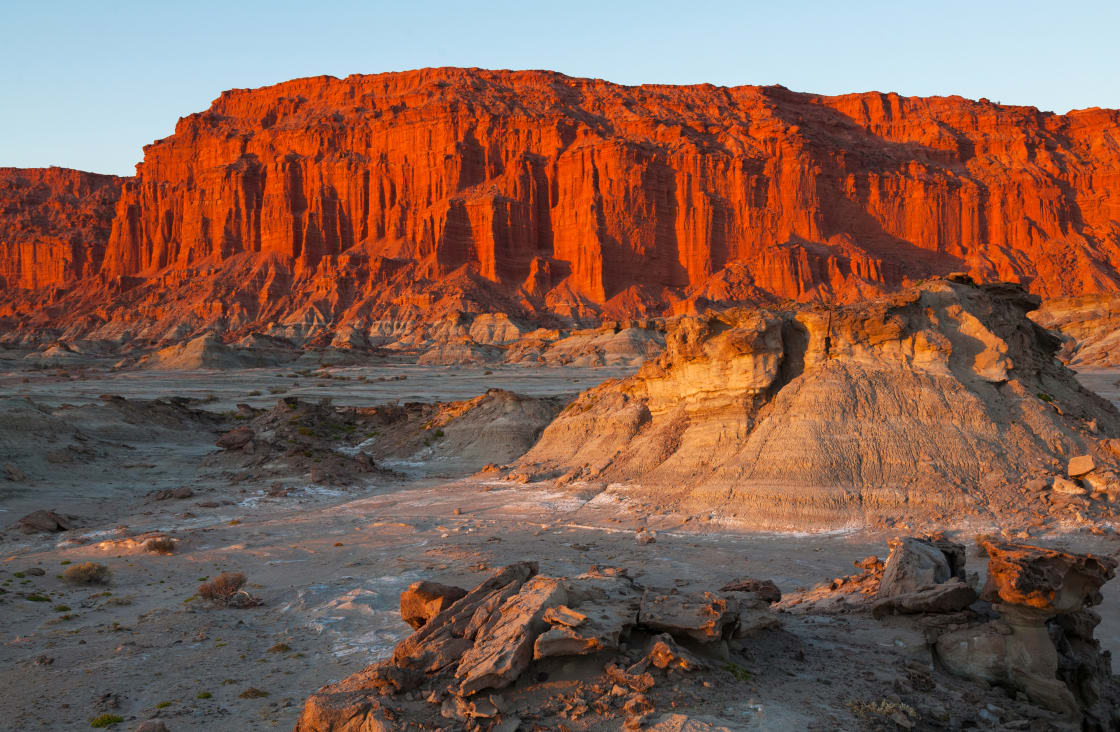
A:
[296, 562, 776, 731]
[511, 277, 1120, 528]
[3, 68, 1120, 351]
[936, 539, 1118, 728]
[0, 167, 122, 291]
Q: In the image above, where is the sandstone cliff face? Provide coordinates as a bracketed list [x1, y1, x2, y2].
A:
[0, 167, 122, 291]
[512, 278, 1120, 529]
[4, 69, 1120, 347]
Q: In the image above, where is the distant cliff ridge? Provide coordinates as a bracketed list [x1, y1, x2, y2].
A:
[3, 68, 1120, 346]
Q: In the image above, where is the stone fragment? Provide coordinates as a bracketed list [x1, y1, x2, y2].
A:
[646, 714, 735, 732]
[644, 633, 706, 671]
[216, 426, 254, 450]
[870, 577, 978, 618]
[3, 464, 28, 481]
[135, 723, 171, 732]
[394, 562, 536, 673]
[638, 590, 738, 643]
[15, 509, 73, 534]
[878, 537, 961, 598]
[605, 663, 655, 693]
[729, 593, 781, 637]
[456, 576, 567, 695]
[718, 577, 780, 603]
[1051, 476, 1087, 495]
[1067, 454, 1095, 477]
[400, 581, 468, 630]
[534, 571, 643, 660]
[542, 604, 587, 627]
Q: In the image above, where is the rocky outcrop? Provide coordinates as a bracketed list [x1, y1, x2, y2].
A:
[4, 69, 1120, 352]
[296, 563, 779, 731]
[0, 167, 122, 292]
[512, 278, 1120, 528]
[935, 540, 1118, 728]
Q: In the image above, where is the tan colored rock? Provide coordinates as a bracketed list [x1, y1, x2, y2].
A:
[15, 509, 72, 534]
[512, 282, 1120, 528]
[718, 577, 780, 603]
[638, 591, 738, 643]
[644, 634, 707, 672]
[935, 541, 1118, 725]
[399, 581, 467, 630]
[871, 577, 978, 618]
[1051, 476, 1087, 495]
[216, 426, 255, 450]
[456, 576, 567, 695]
[393, 562, 536, 673]
[878, 537, 962, 598]
[1068, 454, 1095, 477]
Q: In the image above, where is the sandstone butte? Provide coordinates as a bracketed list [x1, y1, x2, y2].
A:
[2, 68, 1120, 345]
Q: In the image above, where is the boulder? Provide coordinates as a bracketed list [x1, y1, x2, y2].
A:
[878, 537, 963, 598]
[718, 577, 781, 603]
[216, 426, 254, 450]
[15, 509, 73, 534]
[870, 577, 978, 618]
[534, 572, 643, 659]
[1068, 454, 1095, 477]
[643, 633, 707, 672]
[399, 581, 467, 630]
[935, 540, 1118, 725]
[456, 576, 567, 695]
[393, 562, 537, 673]
[980, 539, 1115, 611]
[1051, 476, 1086, 495]
[638, 591, 738, 643]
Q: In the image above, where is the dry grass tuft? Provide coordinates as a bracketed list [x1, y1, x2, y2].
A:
[144, 537, 175, 554]
[63, 562, 111, 585]
[197, 572, 260, 608]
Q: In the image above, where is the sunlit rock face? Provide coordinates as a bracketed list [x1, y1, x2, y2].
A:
[0, 167, 122, 291]
[512, 279, 1120, 528]
[4, 69, 1120, 345]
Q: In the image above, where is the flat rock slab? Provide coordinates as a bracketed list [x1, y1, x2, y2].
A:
[871, 578, 978, 618]
[638, 590, 737, 643]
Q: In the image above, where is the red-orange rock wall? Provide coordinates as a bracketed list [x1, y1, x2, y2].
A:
[6, 69, 1120, 334]
[0, 167, 123, 290]
[99, 70, 1120, 306]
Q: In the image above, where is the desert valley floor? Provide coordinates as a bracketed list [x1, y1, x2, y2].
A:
[2, 344, 1120, 731]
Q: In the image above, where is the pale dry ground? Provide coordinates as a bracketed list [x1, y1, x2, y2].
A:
[0, 358, 1118, 730]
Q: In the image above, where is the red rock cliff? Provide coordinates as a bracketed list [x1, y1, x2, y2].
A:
[102, 69, 1120, 301]
[4, 68, 1120, 343]
[0, 167, 122, 290]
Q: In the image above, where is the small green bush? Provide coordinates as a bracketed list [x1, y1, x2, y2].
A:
[89, 714, 124, 728]
[196, 691, 212, 699]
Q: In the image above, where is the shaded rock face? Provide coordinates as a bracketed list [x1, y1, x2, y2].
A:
[5, 68, 1120, 346]
[514, 279, 1120, 528]
[935, 540, 1118, 727]
[0, 167, 123, 291]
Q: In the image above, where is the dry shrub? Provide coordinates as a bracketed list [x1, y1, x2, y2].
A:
[144, 537, 175, 554]
[63, 562, 111, 585]
[197, 572, 260, 608]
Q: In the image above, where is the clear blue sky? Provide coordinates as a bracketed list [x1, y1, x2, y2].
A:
[4, 0, 1118, 176]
